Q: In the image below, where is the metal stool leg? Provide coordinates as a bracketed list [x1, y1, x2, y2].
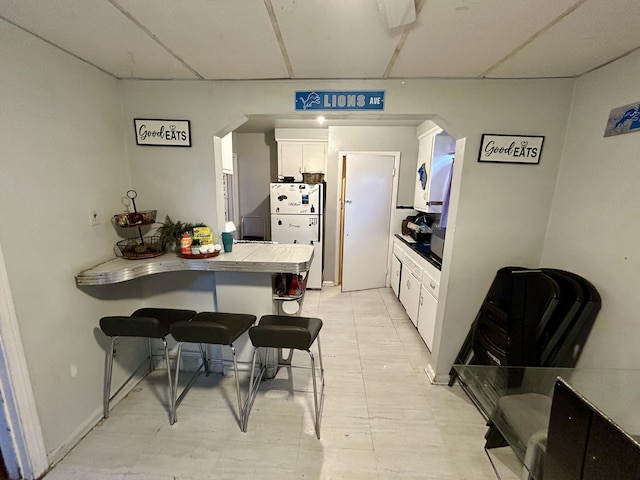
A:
[103, 337, 117, 419]
[170, 342, 183, 425]
[230, 345, 244, 426]
[198, 343, 210, 376]
[148, 337, 154, 373]
[162, 338, 174, 418]
[308, 339, 325, 439]
[242, 347, 264, 432]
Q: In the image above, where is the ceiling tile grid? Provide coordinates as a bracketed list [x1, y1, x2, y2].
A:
[114, 0, 289, 79]
[271, 0, 402, 78]
[1, 0, 639, 80]
[0, 0, 198, 78]
[391, 0, 581, 78]
[488, 0, 640, 78]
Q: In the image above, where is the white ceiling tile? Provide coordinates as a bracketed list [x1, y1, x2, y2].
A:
[487, 0, 640, 78]
[0, 0, 198, 79]
[114, 0, 289, 79]
[1, 0, 639, 80]
[390, 0, 580, 78]
[271, 0, 402, 78]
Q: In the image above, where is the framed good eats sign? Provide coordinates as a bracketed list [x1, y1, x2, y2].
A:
[478, 134, 544, 164]
[134, 119, 191, 147]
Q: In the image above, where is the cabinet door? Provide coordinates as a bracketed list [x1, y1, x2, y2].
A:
[413, 133, 435, 212]
[417, 286, 438, 351]
[279, 143, 303, 181]
[399, 269, 420, 327]
[302, 143, 326, 173]
[391, 254, 401, 298]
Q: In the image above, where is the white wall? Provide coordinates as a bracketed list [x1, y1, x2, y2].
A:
[118, 79, 574, 382]
[326, 126, 419, 281]
[233, 132, 275, 240]
[541, 50, 640, 369]
[0, 21, 148, 460]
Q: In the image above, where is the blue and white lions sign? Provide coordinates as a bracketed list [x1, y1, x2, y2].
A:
[295, 90, 385, 111]
[604, 101, 640, 137]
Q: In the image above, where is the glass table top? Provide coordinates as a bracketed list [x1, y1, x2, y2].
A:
[453, 365, 640, 478]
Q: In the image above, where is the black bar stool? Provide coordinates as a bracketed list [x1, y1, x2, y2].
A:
[244, 315, 325, 439]
[169, 312, 256, 427]
[99, 308, 196, 419]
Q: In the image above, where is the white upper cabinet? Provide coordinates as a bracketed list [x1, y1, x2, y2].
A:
[413, 123, 455, 213]
[275, 128, 328, 182]
[278, 142, 327, 181]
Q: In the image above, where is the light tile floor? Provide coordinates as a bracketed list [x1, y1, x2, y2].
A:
[44, 286, 522, 480]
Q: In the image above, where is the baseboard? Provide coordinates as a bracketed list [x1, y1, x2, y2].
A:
[424, 364, 450, 385]
[322, 281, 335, 287]
[46, 359, 149, 468]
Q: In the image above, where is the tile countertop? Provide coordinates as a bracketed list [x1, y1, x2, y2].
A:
[75, 243, 314, 286]
[394, 234, 442, 270]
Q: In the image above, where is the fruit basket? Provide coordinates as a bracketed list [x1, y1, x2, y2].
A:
[116, 235, 164, 259]
[113, 209, 157, 227]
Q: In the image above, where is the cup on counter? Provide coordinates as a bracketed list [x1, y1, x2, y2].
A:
[221, 232, 234, 252]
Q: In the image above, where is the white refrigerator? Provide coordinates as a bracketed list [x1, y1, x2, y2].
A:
[270, 182, 324, 289]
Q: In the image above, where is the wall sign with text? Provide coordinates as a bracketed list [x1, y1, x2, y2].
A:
[134, 119, 191, 147]
[478, 134, 544, 164]
[295, 90, 385, 111]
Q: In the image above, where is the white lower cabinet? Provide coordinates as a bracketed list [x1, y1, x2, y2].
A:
[399, 267, 421, 327]
[391, 254, 401, 298]
[417, 286, 438, 351]
[393, 237, 441, 350]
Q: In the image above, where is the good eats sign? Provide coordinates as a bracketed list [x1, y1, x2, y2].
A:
[134, 119, 191, 147]
[478, 134, 544, 164]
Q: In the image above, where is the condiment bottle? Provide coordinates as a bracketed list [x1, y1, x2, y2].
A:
[180, 233, 192, 255]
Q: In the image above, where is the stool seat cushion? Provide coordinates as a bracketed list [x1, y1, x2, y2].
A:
[249, 315, 323, 350]
[100, 316, 165, 338]
[131, 308, 197, 336]
[170, 312, 256, 345]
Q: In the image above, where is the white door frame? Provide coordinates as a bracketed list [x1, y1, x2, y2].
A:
[0, 244, 49, 479]
[336, 151, 400, 287]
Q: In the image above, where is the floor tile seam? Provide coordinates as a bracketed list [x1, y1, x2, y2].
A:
[356, 289, 398, 456]
[351, 308, 382, 456]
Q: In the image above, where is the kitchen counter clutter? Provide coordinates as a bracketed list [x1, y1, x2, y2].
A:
[392, 234, 441, 351]
[394, 233, 441, 270]
[76, 243, 314, 286]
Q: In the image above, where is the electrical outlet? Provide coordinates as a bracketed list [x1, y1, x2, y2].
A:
[90, 209, 100, 226]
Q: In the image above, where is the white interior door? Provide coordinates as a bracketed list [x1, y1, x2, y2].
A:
[342, 153, 396, 292]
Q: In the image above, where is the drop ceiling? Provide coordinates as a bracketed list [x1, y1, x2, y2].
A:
[3, 0, 639, 132]
[1, 0, 639, 81]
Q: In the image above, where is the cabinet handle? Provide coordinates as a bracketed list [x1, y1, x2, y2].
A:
[406, 280, 410, 289]
[420, 294, 423, 306]
[430, 282, 436, 289]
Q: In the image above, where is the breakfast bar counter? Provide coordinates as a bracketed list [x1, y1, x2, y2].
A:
[76, 243, 314, 286]
[76, 243, 315, 373]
